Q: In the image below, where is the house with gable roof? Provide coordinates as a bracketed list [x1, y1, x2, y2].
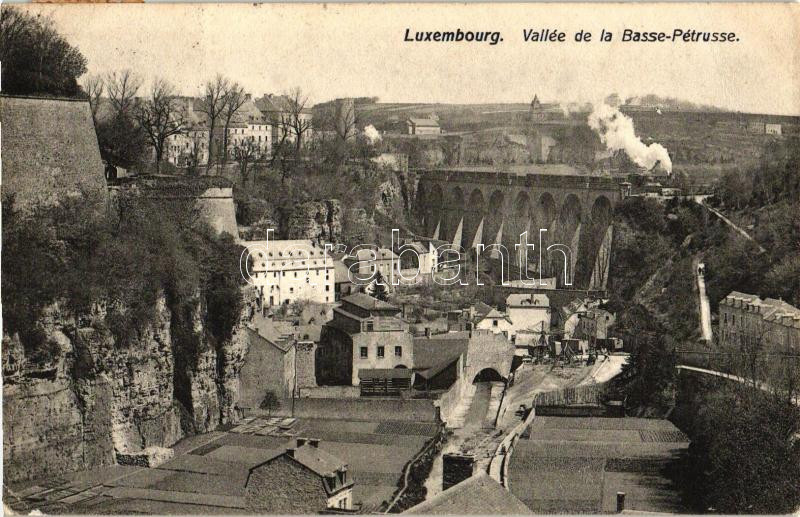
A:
[245, 437, 354, 513]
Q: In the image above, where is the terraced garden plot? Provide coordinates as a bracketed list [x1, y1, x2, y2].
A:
[157, 455, 249, 476]
[515, 441, 686, 459]
[108, 468, 174, 489]
[353, 484, 397, 512]
[538, 416, 679, 431]
[188, 432, 288, 455]
[510, 455, 605, 473]
[150, 470, 247, 497]
[605, 457, 673, 474]
[318, 442, 419, 473]
[639, 429, 690, 443]
[204, 445, 282, 465]
[286, 429, 429, 448]
[350, 471, 401, 486]
[528, 428, 643, 443]
[509, 417, 688, 514]
[600, 472, 685, 513]
[523, 497, 601, 514]
[74, 496, 251, 515]
[374, 421, 440, 436]
[294, 418, 380, 434]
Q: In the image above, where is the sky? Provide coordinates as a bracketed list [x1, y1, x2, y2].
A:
[21, 3, 800, 115]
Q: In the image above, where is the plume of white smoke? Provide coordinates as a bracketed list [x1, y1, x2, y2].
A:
[587, 101, 672, 174]
[363, 125, 382, 144]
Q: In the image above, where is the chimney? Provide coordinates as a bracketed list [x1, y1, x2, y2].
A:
[286, 447, 296, 458]
[309, 438, 320, 448]
[296, 437, 307, 447]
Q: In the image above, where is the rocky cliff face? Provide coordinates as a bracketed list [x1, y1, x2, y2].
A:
[284, 199, 343, 244]
[2, 288, 257, 483]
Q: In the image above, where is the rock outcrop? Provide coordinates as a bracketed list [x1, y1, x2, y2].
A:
[2, 288, 258, 483]
[284, 199, 343, 244]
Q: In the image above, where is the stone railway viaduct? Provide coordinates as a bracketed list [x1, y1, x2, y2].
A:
[414, 167, 627, 287]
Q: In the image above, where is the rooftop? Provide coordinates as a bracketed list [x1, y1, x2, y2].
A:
[404, 472, 531, 515]
[407, 117, 440, 127]
[412, 332, 470, 373]
[341, 293, 399, 312]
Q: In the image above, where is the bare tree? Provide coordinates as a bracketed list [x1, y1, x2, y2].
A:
[135, 78, 187, 174]
[233, 140, 261, 184]
[285, 87, 313, 158]
[197, 74, 230, 173]
[220, 83, 248, 167]
[105, 70, 141, 117]
[83, 74, 104, 124]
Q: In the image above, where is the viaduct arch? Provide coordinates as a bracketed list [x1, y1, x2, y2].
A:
[415, 168, 624, 288]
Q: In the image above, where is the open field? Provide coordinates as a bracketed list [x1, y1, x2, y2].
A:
[6, 415, 438, 515]
[509, 416, 689, 514]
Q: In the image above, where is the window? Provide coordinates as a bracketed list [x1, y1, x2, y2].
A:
[289, 287, 294, 293]
[377, 346, 385, 358]
[360, 347, 368, 358]
[365, 321, 374, 332]
[395, 346, 402, 357]
[325, 285, 330, 292]
[294, 272, 297, 278]
[493, 320, 498, 327]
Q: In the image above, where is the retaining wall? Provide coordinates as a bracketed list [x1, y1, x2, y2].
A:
[268, 397, 439, 422]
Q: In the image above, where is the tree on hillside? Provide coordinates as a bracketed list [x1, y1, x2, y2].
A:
[96, 69, 148, 168]
[105, 69, 141, 117]
[135, 78, 187, 174]
[83, 74, 104, 124]
[233, 140, 261, 184]
[285, 87, 313, 158]
[197, 74, 231, 172]
[684, 384, 800, 513]
[618, 332, 677, 415]
[220, 82, 248, 167]
[0, 7, 87, 97]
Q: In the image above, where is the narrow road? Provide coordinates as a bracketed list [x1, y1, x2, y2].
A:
[693, 196, 766, 253]
[462, 382, 492, 430]
[694, 259, 713, 341]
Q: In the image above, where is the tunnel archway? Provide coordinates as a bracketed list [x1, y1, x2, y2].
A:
[473, 368, 505, 383]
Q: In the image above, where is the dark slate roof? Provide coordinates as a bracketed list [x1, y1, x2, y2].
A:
[291, 443, 348, 478]
[407, 117, 440, 127]
[404, 472, 532, 514]
[1, 95, 106, 210]
[412, 332, 469, 372]
[247, 327, 293, 353]
[342, 293, 398, 312]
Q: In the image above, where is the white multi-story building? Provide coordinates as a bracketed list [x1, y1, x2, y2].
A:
[245, 239, 335, 308]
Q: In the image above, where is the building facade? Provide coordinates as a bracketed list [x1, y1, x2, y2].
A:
[406, 117, 441, 135]
[317, 294, 414, 385]
[245, 239, 335, 308]
[506, 293, 551, 344]
[719, 292, 800, 360]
